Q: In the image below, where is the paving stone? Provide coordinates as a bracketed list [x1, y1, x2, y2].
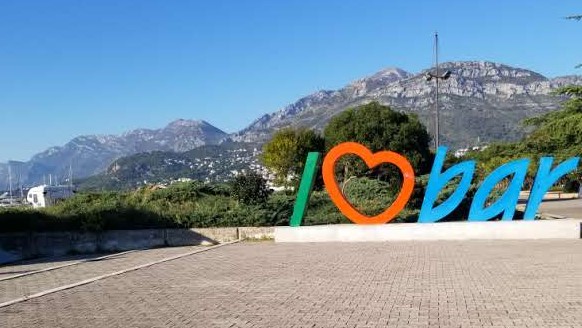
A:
[0, 246, 203, 303]
[0, 240, 580, 327]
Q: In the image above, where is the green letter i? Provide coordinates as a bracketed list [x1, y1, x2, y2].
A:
[289, 152, 321, 227]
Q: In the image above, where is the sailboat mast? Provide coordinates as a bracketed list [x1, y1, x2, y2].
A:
[69, 163, 73, 188]
[8, 165, 13, 205]
[19, 171, 24, 199]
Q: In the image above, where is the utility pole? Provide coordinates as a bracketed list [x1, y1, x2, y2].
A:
[425, 32, 451, 149]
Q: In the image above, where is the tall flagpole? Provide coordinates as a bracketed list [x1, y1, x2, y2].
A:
[434, 32, 440, 149]
[426, 32, 451, 149]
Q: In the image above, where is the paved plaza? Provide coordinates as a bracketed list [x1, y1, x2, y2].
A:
[537, 199, 582, 219]
[518, 192, 582, 219]
[1, 240, 581, 328]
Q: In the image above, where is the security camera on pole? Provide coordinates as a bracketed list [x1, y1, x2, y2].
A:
[425, 32, 451, 149]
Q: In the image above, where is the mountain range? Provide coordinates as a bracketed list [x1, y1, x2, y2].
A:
[233, 61, 582, 146]
[0, 120, 227, 187]
[1, 61, 581, 187]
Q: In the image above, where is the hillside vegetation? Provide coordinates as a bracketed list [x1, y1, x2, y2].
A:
[468, 86, 582, 189]
[0, 179, 402, 232]
[77, 142, 262, 191]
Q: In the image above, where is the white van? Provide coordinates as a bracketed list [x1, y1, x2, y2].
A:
[26, 185, 76, 208]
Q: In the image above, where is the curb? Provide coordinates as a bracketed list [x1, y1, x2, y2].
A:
[0, 250, 139, 282]
[538, 212, 569, 220]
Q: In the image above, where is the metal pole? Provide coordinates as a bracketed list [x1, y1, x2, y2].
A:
[434, 32, 440, 149]
[427, 32, 450, 150]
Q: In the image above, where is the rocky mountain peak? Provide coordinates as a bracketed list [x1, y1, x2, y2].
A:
[367, 67, 412, 80]
[358, 67, 413, 83]
[166, 119, 206, 128]
[233, 61, 581, 147]
[429, 61, 548, 83]
[5, 119, 228, 185]
[347, 67, 412, 97]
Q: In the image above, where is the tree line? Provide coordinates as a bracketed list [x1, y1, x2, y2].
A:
[260, 101, 432, 190]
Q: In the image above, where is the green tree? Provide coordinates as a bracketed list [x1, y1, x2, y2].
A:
[230, 172, 271, 205]
[261, 128, 325, 187]
[467, 85, 582, 189]
[521, 86, 582, 157]
[323, 101, 432, 181]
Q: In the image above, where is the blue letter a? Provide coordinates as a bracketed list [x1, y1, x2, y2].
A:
[524, 157, 580, 220]
[468, 159, 529, 221]
[418, 146, 475, 223]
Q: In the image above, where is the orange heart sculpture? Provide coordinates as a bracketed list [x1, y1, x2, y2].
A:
[322, 142, 415, 224]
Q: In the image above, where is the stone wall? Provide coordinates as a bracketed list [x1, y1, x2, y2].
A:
[0, 227, 274, 264]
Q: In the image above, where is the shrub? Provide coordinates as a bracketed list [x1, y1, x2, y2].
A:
[0, 176, 490, 233]
[564, 179, 580, 193]
[230, 172, 271, 205]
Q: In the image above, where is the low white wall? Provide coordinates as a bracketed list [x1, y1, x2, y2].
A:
[275, 220, 582, 242]
[0, 227, 274, 264]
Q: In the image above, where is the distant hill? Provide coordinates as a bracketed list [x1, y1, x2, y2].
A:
[0, 120, 228, 186]
[77, 141, 262, 190]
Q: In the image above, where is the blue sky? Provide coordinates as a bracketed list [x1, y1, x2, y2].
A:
[0, 0, 580, 162]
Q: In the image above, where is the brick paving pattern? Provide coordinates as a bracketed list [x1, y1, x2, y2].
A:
[0, 246, 202, 303]
[538, 199, 582, 219]
[0, 253, 112, 276]
[1, 240, 581, 328]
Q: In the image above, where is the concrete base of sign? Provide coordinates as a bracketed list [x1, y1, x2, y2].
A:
[275, 219, 582, 242]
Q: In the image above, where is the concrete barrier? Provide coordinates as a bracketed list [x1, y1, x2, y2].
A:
[275, 220, 582, 243]
[0, 226, 274, 264]
[32, 232, 74, 257]
[99, 229, 166, 252]
[166, 229, 221, 246]
[193, 227, 240, 243]
[71, 233, 99, 254]
[0, 233, 31, 264]
[239, 227, 275, 240]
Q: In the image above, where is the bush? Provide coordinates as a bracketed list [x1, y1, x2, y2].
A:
[230, 172, 271, 205]
[564, 179, 581, 193]
[0, 175, 492, 233]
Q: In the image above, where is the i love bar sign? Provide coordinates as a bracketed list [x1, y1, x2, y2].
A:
[289, 142, 580, 226]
